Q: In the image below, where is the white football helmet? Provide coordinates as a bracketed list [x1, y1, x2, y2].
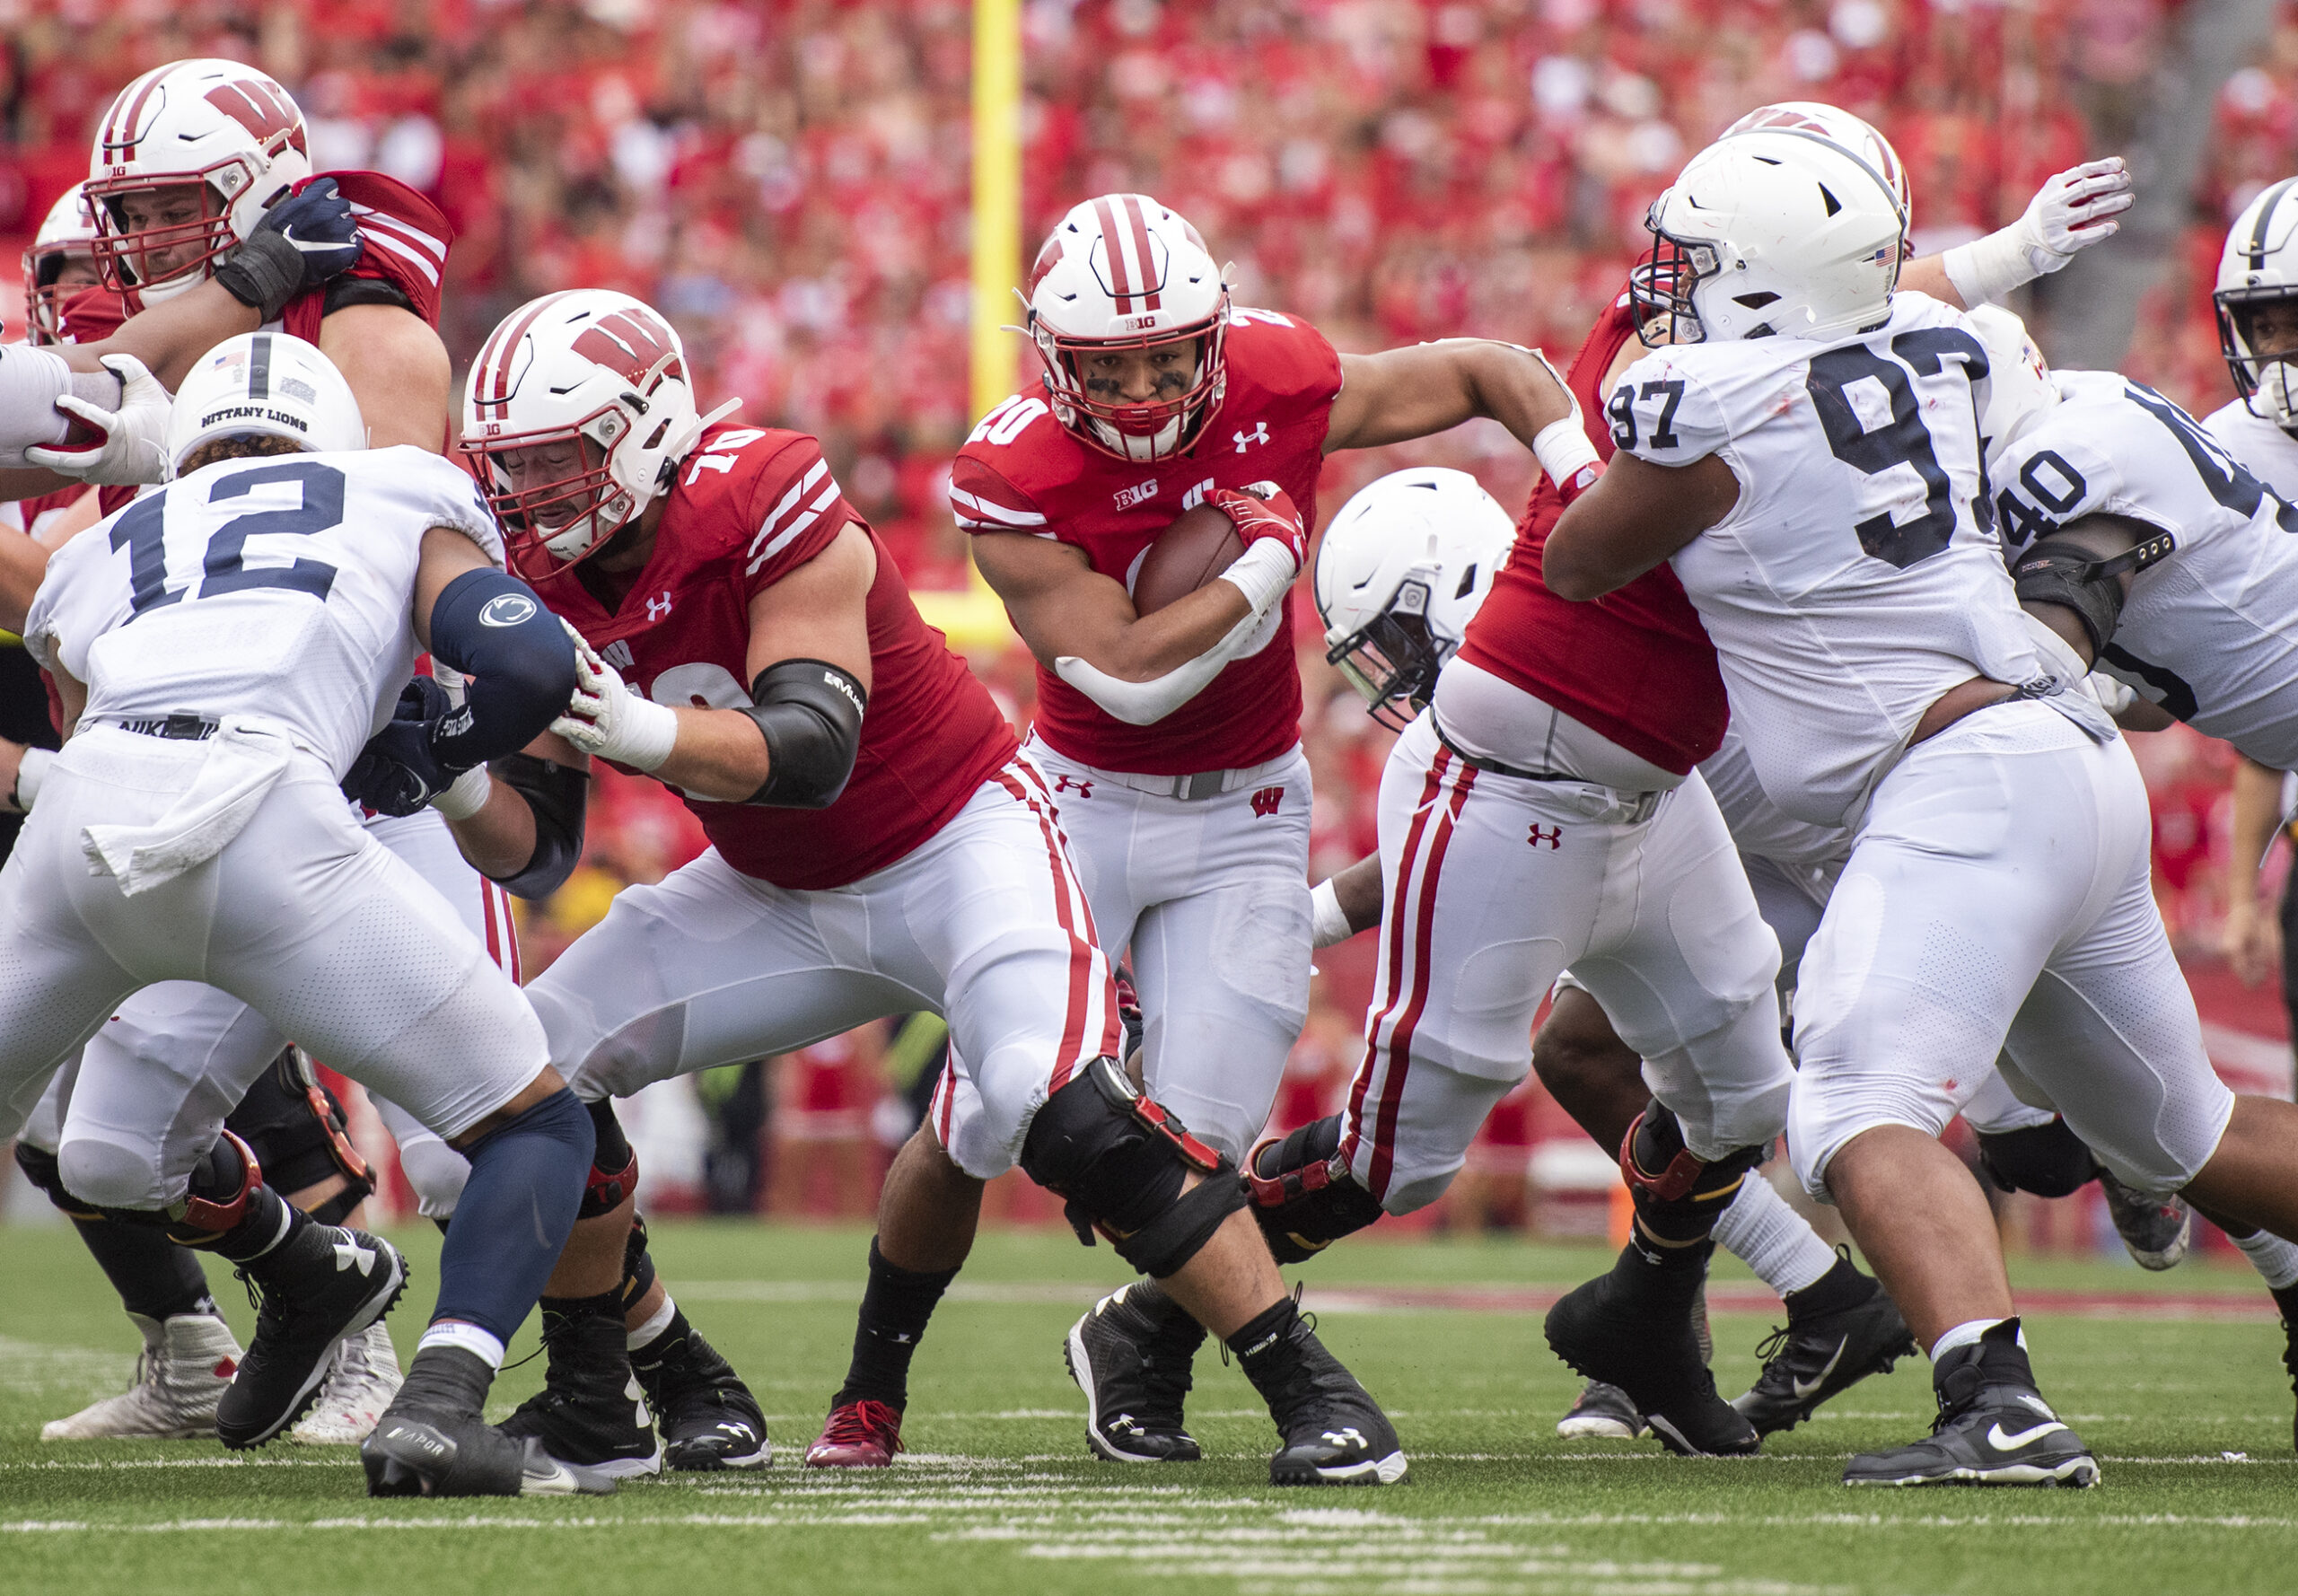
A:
[462, 289, 731, 573]
[2216, 178, 2298, 430]
[1964, 304, 2057, 468]
[1721, 101, 1910, 235]
[164, 331, 366, 477]
[85, 59, 313, 303]
[1025, 193, 1230, 463]
[22, 184, 99, 346]
[1314, 467, 1517, 729]
[1632, 128, 1906, 346]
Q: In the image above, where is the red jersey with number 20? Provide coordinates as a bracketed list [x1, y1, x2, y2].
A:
[1452, 292, 1729, 776]
[524, 425, 1018, 891]
[950, 311, 1343, 776]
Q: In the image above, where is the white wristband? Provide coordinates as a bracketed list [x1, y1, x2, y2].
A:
[1213, 538, 1298, 618]
[1310, 877, 1355, 949]
[1532, 414, 1603, 491]
[430, 762, 494, 820]
[13, 746, 55, 811]
[615, 695, 680, 773]
[1941, 228, 2032, 310]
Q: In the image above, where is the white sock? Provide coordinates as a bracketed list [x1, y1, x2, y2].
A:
[2232, 1230, 2298, 1291]
[628, 1293, 678, 1350]
[1929, 1316, 2016, 1361]
[1710, 1172, 1838, 1298]
[417, 1320, 506, 1370]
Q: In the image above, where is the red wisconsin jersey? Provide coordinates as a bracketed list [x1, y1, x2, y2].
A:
[60, 171, 454, 519]
[526, 425, 1018, 891]
[1453, 293, 1728, 776]
[1, 486, 92, 539]
[952, 311, 1343, 776]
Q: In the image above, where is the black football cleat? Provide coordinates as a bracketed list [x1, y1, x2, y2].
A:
[1844, 1319, 2096, 1487]
[499, 1305, 662, 1478]
[2097, 1172, 2192, 1271]
[217, 1226, 406, 1450]
[1064, 1281, 1206, 1463]
[1546, 1242, 1759, 1457]
[2274, 1282, 2298, 1454]
[362, 1346, 617, 1497]
[1250, 1313, 1407, 1486]
[1732, 1268, 1917, 1436]
[633, 1318, 770, 1471]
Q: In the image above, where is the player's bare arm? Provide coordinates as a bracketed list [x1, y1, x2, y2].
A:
[0, 488, 103, 632]
[973, 529, 1252, 682]
[427, 728, 589, 883]
[1542, 452, 1740, 601]
[2224, 756, 2289, 986]
[319, 304, 452, 452]
[1323, 340, 1576, 455]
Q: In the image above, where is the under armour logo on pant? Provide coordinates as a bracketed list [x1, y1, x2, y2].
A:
[1528, 824, 1562, 850]
[1054, 775, 1093, 800]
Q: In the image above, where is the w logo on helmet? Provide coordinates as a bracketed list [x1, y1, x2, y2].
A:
[573, 310, 683, 388]
[206, 76, 306, 156]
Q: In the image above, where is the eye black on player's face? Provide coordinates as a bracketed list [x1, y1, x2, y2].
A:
[1082, 341, 1199, 404]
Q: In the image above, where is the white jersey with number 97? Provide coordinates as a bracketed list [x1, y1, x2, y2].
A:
[1995, 371, 2298, 769]
[24, 445, 503, 776]
[1607, 290, 2085, 829]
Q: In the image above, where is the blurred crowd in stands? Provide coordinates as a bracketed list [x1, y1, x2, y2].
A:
[3, 0, 2290, 1236]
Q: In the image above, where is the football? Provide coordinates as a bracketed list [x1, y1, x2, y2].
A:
[1130, 500, 1243, 614]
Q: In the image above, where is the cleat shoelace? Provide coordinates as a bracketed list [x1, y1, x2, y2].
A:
[818, 1399, 903, 1454]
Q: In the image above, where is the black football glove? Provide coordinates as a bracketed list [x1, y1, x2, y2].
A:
[215, 177, 363, 321]
[341, 676, 474, 817]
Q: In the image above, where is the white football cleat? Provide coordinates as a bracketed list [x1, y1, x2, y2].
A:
[41, 1311, 241, 1441]
[289, 1320, 405, 1445]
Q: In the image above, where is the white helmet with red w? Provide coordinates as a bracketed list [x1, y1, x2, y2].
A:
[1026, 193, 1231, 463]
[1722, 101, 1910, 236]
[22, 184, 99, 346]
[462, 289, 735, 574]
[85, 58, 312, 303]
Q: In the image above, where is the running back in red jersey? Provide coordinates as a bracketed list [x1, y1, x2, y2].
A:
[1452, 289, 1730, 777]
[950, 309, 1343, 777]
[522, 425, 1017, 890]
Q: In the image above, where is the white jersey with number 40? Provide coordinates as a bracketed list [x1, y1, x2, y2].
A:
[25, 445, 504, 776]
[1607, 291, 2074, 828]
[1994, 372, 2298, 770]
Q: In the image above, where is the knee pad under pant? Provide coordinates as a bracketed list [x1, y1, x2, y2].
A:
[13, 1140, 100, 1221]
[1242, 1115, 1386, 1264]
[1018, 1057, 1247, 1278]
[1975, 1118, 2097, 1199]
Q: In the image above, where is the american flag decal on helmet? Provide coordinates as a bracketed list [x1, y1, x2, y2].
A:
[1092, 194, 1163, 314]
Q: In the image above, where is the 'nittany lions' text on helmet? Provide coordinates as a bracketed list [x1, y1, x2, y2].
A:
[163, 330, 366, 477]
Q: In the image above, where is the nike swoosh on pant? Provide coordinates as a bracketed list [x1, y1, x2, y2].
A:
[1790, 1337, 1848, 1400]
[1987, 1420, 2069, 1451]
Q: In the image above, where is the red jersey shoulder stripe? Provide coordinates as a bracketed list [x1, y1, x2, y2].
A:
[745, 455, 840, 575]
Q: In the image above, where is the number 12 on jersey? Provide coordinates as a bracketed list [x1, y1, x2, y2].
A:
[110, 460, 344, 618]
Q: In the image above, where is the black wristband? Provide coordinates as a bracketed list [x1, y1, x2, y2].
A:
[213, 229, 303, 322]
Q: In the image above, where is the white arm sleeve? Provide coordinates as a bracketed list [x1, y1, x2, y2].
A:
[0, 346, 125, 469]
[1052, 541, 1299, 727]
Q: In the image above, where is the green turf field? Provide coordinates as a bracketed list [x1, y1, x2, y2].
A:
[3, 1217, 2294, 1596]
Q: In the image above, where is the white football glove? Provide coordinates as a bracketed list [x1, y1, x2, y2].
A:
[548, 618, 679, 771]
[24, 354, 173, 486]
[1943, 157, 2135, 308]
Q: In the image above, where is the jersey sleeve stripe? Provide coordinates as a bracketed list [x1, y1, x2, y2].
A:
[744, 459, 829, 558]
[947, 487, 1047, 527]
[350, 213, 445, 285]
[348, 206, 448, 262]
[744, 483, 843, 575]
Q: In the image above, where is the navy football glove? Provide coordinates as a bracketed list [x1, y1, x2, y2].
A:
[215, 177, 363, 320]
[341, 677, 474, 817]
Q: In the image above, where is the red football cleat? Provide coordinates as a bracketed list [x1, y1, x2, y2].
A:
[802, 1399, 904, 1468]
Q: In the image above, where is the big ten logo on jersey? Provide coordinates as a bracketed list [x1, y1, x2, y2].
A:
[684, 430, 770, 486]
[1250, 785, 1284, 818]
[969, 397, 1050, 449]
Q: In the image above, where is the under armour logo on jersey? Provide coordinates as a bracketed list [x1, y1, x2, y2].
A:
[1115, 478, 1159, 512]
[1250, 785, 1284, 818]
[602, 640, 636, 670]
[1233, 421, 1270, 452]
[1528, 824, 1562, 850]
[645, 591, 674, 622]
[1054, 775, 1094, 800]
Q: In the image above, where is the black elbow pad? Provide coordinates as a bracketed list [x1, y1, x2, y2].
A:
[737, 659, 866, 810]
[2009, 531, 2173, 656]
[487, 752, 588, 899]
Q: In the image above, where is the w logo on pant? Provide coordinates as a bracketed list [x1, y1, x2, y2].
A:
[1250, 786, 1284, 818]
[1528, 824, 1563, 850]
